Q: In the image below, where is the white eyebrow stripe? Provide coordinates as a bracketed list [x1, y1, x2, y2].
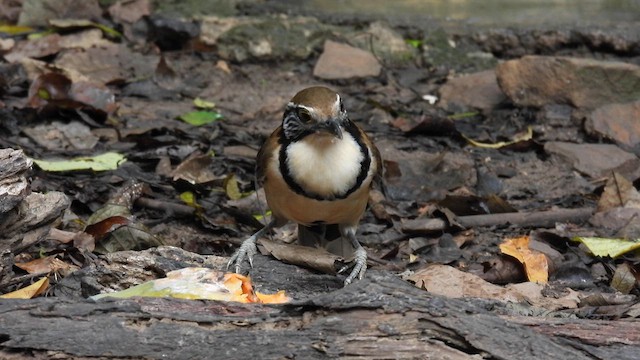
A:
[295, 104, 317, 115]
[334, 94, 341, 113]
[287, 102, 316, 114]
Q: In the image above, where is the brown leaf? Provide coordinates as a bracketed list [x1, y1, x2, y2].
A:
[259, 238, 343, 275]
[499, 236, 549, 283]
[47, 228, 76, 244]
[171, 152, 218, 185]
[408, 264, 521, 301]
[84, 215, 130, 241]
[27, 72, 72, 107]
[480, 256, 526, 284]
[408, 264, 579, 310]
[15, 256, 59, 274]
[611, 263, 637, 294]
[598, 172, 640, 212]
[70, 81, 117, 114]
[73, 231, 96, 252]
[4, 34, 62, 62]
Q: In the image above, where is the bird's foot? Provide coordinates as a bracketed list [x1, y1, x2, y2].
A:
[227, 236, 258, 274]
[339, 246, 367, 285]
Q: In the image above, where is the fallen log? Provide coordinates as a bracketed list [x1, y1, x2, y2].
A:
[1, 267, 638, 360]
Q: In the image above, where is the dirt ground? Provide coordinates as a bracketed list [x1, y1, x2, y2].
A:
[1, 1, 640, 359]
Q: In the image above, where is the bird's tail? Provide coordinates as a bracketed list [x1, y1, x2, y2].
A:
[297, 224, 353, 257]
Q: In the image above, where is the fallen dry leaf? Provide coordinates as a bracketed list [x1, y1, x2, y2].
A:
[0, 276, 49, 299]
[171, 151, 218, 185]
[598, 172, 640, 212]
[407, 265, 579, 310]
[259, 238, 343, 275]
[499, 236, 549, 283]
[408, 264, 521, 301]
[15, 255, 75, 275]
[91, 267, 289, 304]
[610, 263, 637, 294]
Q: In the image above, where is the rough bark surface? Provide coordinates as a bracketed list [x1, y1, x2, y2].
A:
[2, 268, 639, 359]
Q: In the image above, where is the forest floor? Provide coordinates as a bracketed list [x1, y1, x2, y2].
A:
[1, 1, 640, 359]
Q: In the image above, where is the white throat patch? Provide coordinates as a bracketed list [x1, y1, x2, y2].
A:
[285, 132, 364, 198]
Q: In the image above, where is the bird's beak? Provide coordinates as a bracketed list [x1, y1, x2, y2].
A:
[317, 119, 343, 140]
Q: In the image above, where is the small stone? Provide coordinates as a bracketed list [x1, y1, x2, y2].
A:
[544, 141, 639, 178]
[313, 40, 381, 80]
[438, 70, 506, 112]
[347, 21, 416, 65]
[497, 56, 640, 109]
[585, 101, 640, 155]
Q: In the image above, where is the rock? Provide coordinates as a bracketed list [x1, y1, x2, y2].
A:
[199, 16, 256, 46]
[474, 27, 640, 58]
[438, 70, 506, 112]
[55, 43, 158, 84]
[216, 16, 329, 62]
[497, 56, 640, 109]
[18, 0, 102, 27]
[544, 141, 640, 179]
[313, 40, 381, 80]
[347, 21, 417, 65]
[423, 28, 497, 73]
[585, 101, 640, 155]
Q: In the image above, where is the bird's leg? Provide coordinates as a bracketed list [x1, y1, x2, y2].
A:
[338, 225, 367, 285]
[227, 219, 278, 274]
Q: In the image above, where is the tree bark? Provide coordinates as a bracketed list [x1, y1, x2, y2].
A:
[1, 269, 638, 360]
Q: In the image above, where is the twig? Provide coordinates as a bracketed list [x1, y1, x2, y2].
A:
[135, 198, 195, 217]
[402, 207, 594, 234]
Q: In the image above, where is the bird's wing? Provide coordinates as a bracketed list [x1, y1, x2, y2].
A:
[255, 126, 282, 187]
[359, 127, 386, 196]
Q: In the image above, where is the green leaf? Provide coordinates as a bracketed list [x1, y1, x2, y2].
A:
[179, 111, 223, 126]
[37, 88, 51, 100]
[447, 111, 479, 120]
[193, 97, 216, 109]
[27, 30, 55, 40]
[224, 174, 242, 200]
[405, 39, 423, 48]
[48, 19, 122, 38]
[32, 152, 126, 172]
[92, 23, 122, 39]
[253, 210, 272, 221]
[463, 126, 533, 149]
[572, 236, 640, 258]
[179, 191, 201, 209]
[0, 24, 34, 35]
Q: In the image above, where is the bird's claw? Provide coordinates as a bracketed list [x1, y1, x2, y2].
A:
[227, 237, 258, 274]
[339, 247, 367, 285]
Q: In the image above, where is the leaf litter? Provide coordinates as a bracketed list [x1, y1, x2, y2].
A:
[0, 0, 639, 324]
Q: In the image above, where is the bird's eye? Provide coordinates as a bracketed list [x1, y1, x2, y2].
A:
[298, 110, 312, 123]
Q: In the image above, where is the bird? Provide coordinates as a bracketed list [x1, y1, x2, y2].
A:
[227, 86, 382, 285]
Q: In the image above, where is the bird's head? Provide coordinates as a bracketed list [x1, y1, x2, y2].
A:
[282, 86, 347, 141]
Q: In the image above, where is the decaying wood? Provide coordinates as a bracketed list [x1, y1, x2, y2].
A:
[2, 268, 638, 359]
[402, 207, 594, 234]
[0, 148, 32, 214]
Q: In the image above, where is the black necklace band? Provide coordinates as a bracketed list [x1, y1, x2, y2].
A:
[278, 121, 371, 201]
